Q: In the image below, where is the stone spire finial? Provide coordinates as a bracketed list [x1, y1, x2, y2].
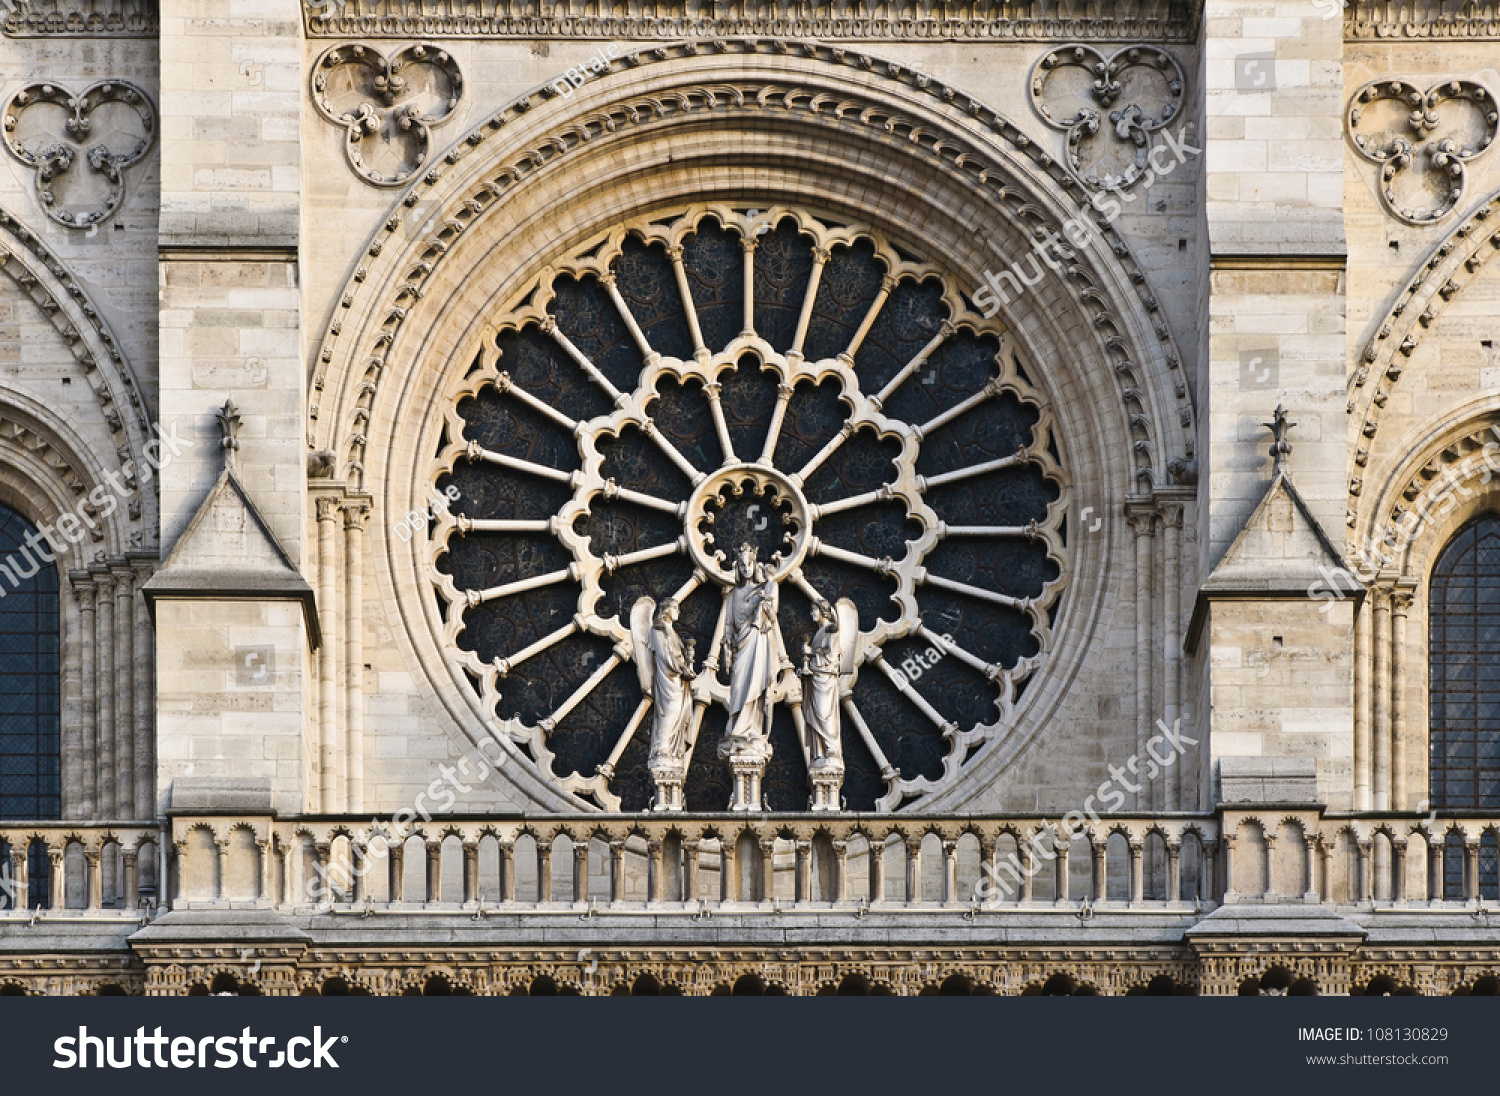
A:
[1263, 403, 1296, 474]
[216, 398, 242, 473]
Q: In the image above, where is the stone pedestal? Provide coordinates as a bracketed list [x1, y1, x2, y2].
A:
[650, 765, 685, 812]
[809, 768, 842, 811]
[729, 755, 766, 812]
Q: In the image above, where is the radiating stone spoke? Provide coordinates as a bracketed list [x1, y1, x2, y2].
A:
[917, 447, 1029, 491]
[702, 587, 732, 672]
[495, 620, 579, 677]
[788, 567, 827, 607]
[915, 376, 1004, 440]
[841, 697, 899, 780]
[918, 569, 1029, 610]
[873, 321, 955, 407]
[601, 274, 659, 365]
[457, 516, 554, 535]
[810, 541, 893, 575]
[812, 484, 894, 519]
[600, 480, 686, 516]
[470, 564, 578, 606]
[639, 420, 707, 484]
[541, 315, 625, 403]
[838, 274, 895, 366]
[670, 570, 705, 605]
[936, 520, 1039, 540]
[916, 624, 1003, 680]
[703, 381, 737, 463]
[788, 247, 831, 363]
[600, 539, 686, 574]
[758, 382, 795, 464]
[465, 440, 577, 485]
[539, 651, 623, 733]
[596, 696, 652, 781]
[793, 421, 856, 484]
[874, 655, 958, 735]
[494, 371, 583, 434]
[667, 245, 708, 357]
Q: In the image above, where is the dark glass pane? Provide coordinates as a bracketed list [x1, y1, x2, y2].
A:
[0, 503, 59, 821]
[1430, 515, 1500, 810]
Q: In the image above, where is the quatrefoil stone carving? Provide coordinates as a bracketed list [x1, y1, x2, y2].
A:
[1348, 79, 1498, 226]
[1029, 44, 1185, 192]
[1, 81, 156, 229]
[312, 42, 463, 187]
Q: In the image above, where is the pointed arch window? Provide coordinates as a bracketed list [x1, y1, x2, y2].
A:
[1429, 513, 1500, 810]
[0, 504, 59, 819]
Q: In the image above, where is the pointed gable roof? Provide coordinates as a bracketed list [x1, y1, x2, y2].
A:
[142, 467, 321, 648]
[1185, 469, 1354, 654]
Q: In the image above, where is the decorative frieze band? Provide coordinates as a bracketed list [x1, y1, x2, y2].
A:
[303, 0, 1198, 42]
[2, 0, 157, 38]
[1346, 0, 1500, 39]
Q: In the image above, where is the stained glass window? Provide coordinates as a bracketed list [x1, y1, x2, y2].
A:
[0, 504, 60, 820]
[432, 207, 1067, 811]
[1429, 512, 1500, 810]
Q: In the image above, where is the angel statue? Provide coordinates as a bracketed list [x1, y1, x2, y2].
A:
[630, 596, 697, 811]
[720, 542, 782, 760]
[799, 598, 857, 809]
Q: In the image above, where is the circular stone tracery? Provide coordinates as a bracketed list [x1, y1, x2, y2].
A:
[430, 205, 1069, 812]
[689, 465, 809, 582]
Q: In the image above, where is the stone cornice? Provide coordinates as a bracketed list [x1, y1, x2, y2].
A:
[3, 0, 157, 38]
[1346, 1, 1500, 40]
[303, 0, 1198, 42]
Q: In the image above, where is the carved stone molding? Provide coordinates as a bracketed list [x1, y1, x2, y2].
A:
[0, 81, 157, 229]
[1345, 184, 1500, 530]
[1029, 44, 1186, 193]
[3, 0, 157, 37]
[1347, 79, 1498, 226]
[1345, 0, 1500, 39]
[311, 42, 464, 187]
[0, 212, 154, 545]
[303, 0, 1198, 42]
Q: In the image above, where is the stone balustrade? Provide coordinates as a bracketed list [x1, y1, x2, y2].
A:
[165, 813, 1220, 912]
[7, 812, 1500, 916]
[0, 824, 162, 914]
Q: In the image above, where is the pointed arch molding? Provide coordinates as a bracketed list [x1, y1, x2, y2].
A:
[0, 208, 154, 550]
[1357, 396, 1500, 581]
[1347, 183, 1500, 540]
[309, 39, 1194, 811]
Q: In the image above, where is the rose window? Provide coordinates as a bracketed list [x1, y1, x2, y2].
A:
[431, 206, 1066, 812]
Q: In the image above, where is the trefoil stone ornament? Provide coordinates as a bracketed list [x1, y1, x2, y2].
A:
[1348, 79, 1498, 225]
[1029, 44, 1185, 192]
[311, 42, 463, 187]
[1, 80, 156, 228]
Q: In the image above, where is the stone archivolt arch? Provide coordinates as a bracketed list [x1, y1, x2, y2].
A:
[1343, 183, 1500, 812]
[309, 39, 1193, 812]
[0, 236, 157, 819]
[0, 208, 155, 548]
[1346, 183, 1500, 535]
[1359, 398, 1500, 582]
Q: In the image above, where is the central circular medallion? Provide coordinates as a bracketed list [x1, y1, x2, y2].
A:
[686, 463, 811, 584]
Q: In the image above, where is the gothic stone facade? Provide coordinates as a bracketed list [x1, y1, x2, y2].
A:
[0, 0, 1499, 996]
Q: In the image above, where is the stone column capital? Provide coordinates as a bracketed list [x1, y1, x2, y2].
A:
[342, 499, 372, 531]
[315, 495, 343, 523]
